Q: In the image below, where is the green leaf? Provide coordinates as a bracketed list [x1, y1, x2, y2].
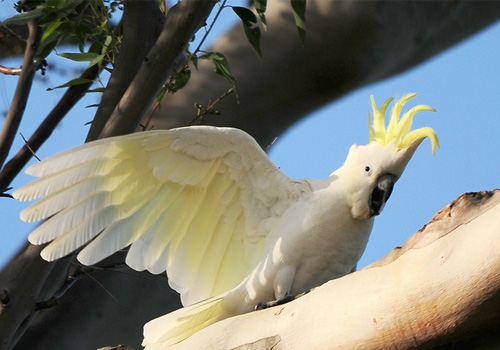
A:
[191, 55, 199, 70]
[88, 53, 105, 68]
[232, 6, 257, 24]
[290, 0, 306, 43]
[1, 7, 45, 25]
[40, 0, 87, 22]
[201, 52, 235, 84]
[232, 7, 262, 59]
[241, 24, 261, 59]
[57, 52, 100, 62]
[86, 87, 106, 93]
[36, 34, 63, 60]
[254, 0, 267, 29]
[45, 0, 66, 13]
[172, 69, 191, 92]
[41, 20, 62, 43]
[46, 78, 94, 91]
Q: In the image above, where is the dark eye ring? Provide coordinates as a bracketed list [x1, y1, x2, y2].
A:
[365, 166, 371, 172]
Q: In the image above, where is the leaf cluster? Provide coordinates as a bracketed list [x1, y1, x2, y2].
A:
[4, 0, 120, 78]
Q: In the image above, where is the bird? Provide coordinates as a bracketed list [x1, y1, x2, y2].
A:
[14, 93, 438, 348]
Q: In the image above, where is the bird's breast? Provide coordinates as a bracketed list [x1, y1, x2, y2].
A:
[286, 189, 374, 294]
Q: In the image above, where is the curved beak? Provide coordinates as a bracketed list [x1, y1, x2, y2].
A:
[370, 174, 395, 216]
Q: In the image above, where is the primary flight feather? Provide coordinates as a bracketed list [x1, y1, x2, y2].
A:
[14, 93, 438, 348]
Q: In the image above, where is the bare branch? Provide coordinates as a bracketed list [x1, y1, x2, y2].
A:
[0, 21, 42, 171]
[19, 133, 39, 161]
[187, 86, 235, 126]
[0, 65, 22, 76]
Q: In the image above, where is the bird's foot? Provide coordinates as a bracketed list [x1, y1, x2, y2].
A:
[255, 289, 311, 310]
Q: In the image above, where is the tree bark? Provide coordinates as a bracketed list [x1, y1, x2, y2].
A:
[170, 190, 500, 350]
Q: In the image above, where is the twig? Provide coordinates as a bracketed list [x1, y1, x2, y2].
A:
[19, 133, 40, 161]
[80, 268, 119, 304]
[187, 86, 234, 125]
[191, 0, 228, 56]
[34, 298, 58, 311]
[0, 21, 42, 170]
[0, 65, 22, 76]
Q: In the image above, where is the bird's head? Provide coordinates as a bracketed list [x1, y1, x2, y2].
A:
[338, 93, 439, 220]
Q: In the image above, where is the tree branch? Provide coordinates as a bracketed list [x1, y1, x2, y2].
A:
[0, 21, 42, 172]
[0, 65, 22, 76]
[0, 244, 57, 350]
[98, 0, 217, 138]
[171, 190, 500, 350]
[0, 64, 99, 194]
[85, 0, 165, 142]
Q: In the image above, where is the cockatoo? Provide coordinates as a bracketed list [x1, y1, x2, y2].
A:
[14, 93, 438, 348]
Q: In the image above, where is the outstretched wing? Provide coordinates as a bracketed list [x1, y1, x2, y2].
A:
[14, 126, 309, 305]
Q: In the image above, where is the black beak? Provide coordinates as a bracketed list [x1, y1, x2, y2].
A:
[370, 174, 395, 216]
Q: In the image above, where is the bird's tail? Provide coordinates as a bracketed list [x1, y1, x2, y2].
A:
[142, 293, 232, 349]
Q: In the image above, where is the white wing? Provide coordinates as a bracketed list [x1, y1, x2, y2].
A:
[14, 126, 309, 305]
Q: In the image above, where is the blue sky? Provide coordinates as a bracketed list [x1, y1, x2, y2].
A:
[1, 3, 500, 271]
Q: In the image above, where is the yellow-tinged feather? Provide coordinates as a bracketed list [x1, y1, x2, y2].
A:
[166, 176, 232, 298]
[28, 191, 111, 244]
[404, 127, 440, 155]
[125, 184, 185, 271]
[13, 158, 118, 201]
[180, 184, 243, 304]
[143, 294, 230, 348]
[368, 93, 439, 154]
[39, 206, 119, 261]
[76, 184, 173, 265]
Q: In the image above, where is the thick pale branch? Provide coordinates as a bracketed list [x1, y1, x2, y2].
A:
[172, 190, 500, 350]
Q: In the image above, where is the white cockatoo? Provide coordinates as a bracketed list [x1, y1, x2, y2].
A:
[14, 93, 438, 348]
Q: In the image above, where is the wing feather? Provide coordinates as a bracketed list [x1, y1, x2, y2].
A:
[14, 126, 310, 305]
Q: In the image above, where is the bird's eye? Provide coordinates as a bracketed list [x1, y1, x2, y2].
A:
[365, 166, 371, 173]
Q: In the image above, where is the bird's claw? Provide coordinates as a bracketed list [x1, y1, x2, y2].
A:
[255, 290, 311, 310]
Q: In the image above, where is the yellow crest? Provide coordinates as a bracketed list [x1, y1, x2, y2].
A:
[368, 93, 439, 155]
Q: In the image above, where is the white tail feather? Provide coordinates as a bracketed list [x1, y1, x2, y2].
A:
[142, 294, 232, 349]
